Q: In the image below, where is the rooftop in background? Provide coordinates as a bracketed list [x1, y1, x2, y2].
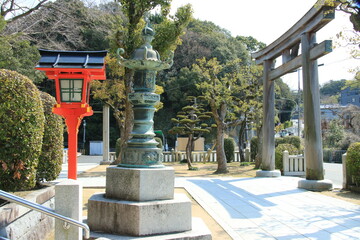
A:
[36, 49, 107, 69]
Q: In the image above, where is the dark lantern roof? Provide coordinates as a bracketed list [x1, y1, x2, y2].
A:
[37, 49, 107, 69]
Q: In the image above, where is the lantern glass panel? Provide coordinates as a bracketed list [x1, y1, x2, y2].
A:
[60, 79, 83, 102]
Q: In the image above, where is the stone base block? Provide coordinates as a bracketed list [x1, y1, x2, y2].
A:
[256, 170, 281, 177]
[100, 160, 111, 165]
[88, 217, 211, 240]
[88, 193, 192, 236]
[106, 167, 174, 201]
[298, 179, 333, 191]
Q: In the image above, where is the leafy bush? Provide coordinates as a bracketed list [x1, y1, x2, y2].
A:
[250, 136, 259, 161]
[36, 92, 64, 182]
[224, 137, 235, 163]
[0, 70, 45, 191]
[275, 143, 298, 172]
[323, 120, 344, 148]
[338, 132, 360, 150]
[275, 136, 301, 149]
[275, 137, 286, 147]
[283, 136, 301, 149]
[346, 142, 360, 187]
[154, 137, 163, 149]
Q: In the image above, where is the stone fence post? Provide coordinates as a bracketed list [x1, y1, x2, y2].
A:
[342, 153, 351, 189]
[245, 148, 250, 162]
[283, 150, 289, 173]
[55, 179, 82, 240]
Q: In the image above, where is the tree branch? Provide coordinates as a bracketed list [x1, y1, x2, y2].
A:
[6, 0, 49, 23]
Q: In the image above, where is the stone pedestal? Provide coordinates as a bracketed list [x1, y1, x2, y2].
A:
[88, 193, 191, 236]
[87, 167, 209, 238]
[106, 167, 174, 201]
[298, 179, 333, 191]
[256, 170, 281, 177]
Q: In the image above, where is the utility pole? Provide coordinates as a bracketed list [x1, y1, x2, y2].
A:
[297, 68, 301, 137]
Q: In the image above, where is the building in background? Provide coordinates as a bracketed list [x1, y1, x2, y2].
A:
[340, 87, 360, 107]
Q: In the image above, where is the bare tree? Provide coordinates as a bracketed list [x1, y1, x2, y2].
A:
[4, 0, 117, 51]
[1, 0, 49, 22]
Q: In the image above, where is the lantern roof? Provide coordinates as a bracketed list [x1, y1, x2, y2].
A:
[37, 49, 107, 69]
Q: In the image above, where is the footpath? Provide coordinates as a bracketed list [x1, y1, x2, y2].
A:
[57, 156, 360, 240]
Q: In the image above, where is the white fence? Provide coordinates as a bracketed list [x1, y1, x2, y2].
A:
[163, 150, 250, 162]
[109, 150, 251, 163]
[283, 150, 305, 176]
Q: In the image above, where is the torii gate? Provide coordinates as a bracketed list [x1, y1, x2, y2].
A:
[252, 3, 338, 190]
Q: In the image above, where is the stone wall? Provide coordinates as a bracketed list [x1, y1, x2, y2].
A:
[0, 186, 55, 240]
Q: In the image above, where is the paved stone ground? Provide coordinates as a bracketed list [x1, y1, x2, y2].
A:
[56, 156, 360, 239]
[176, 177, 360, 240]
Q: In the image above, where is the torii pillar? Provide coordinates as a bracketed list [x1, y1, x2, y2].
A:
[298, 32, 332, 190]
[252, 3, 336, 190]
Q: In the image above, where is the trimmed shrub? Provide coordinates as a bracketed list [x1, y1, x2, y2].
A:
[283, 136, 301, 149]
[275, 137, 286, 147]
[275, 136, 301, 149]
[275, 143, 298, 172]
[346, 142, 360, 186]
[0, 70, 45, 191]
[224, 137, 235, 163]
[36, 92, 64, 182]
[154, 137, 163, 149]
[115, 138, 121, 158]
[250, 136, 259, 161]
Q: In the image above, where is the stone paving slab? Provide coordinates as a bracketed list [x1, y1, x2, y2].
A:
[176, 177, 360, 240]
[55, 157, 359, 239]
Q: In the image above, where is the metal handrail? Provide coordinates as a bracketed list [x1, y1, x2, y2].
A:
[0, 190, 90, 239]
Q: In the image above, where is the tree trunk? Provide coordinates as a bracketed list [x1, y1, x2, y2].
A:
[238, 120, 246, 162]
[113, 69, 134, 165]
[186, 134, 194, 170]
[254, 124, 263, 169]
[214, 123, 228, 174]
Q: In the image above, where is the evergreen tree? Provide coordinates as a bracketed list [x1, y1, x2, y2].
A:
[169, 96, 214, 170]
[193, 58, 262, 173]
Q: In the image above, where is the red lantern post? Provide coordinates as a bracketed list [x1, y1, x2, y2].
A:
[36, 50, 107, 179]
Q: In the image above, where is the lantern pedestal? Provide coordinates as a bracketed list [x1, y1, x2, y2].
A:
[87, 167, 211, 239]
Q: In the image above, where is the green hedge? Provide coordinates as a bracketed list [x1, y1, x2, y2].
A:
[224, 138, 235, 163]
[346, 142, 360, 187]
[36, 92, 64, 182]
[0, 70, 45, 191]
[275, 143, 298, 173]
